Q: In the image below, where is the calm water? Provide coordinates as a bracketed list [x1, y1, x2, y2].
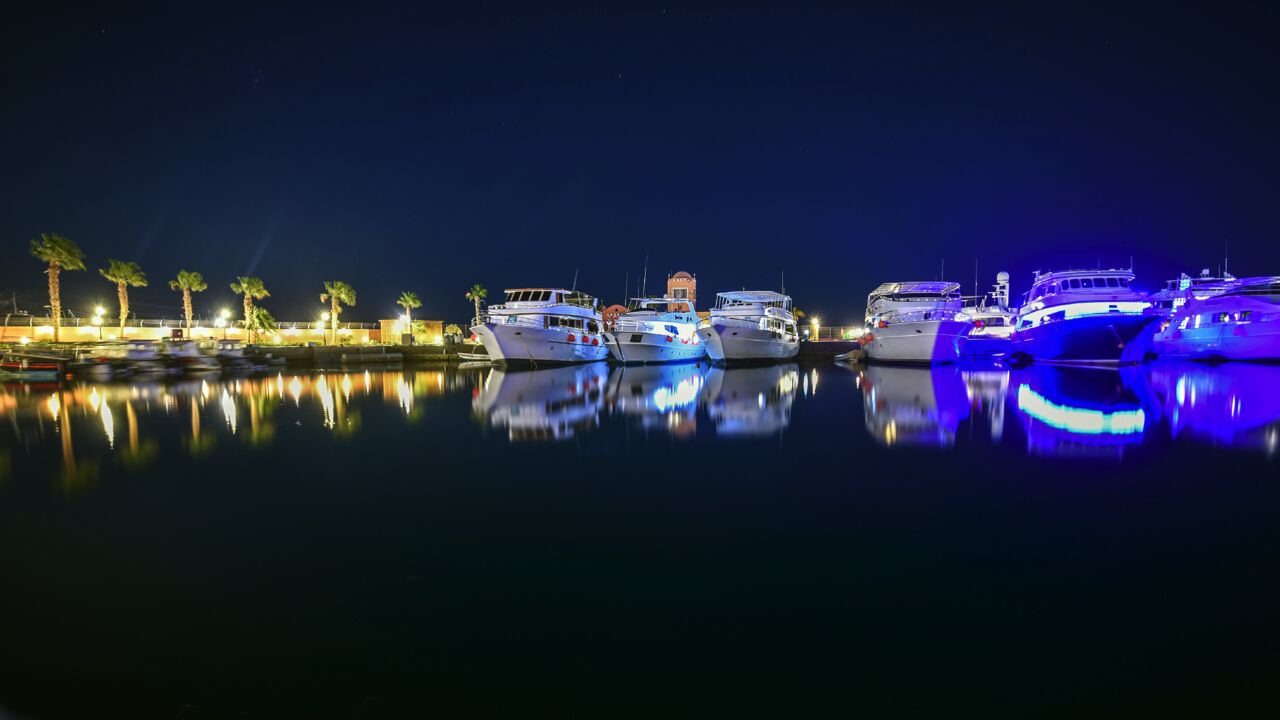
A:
[1, 361, 1278, 716]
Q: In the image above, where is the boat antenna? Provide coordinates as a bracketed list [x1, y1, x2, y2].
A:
[623, 271, 629, 304]
[940, 258, 944, 282]
[1224, 238, 1230, 276]
[781, 270, 785, 294]
[641, 249, 649, 297]
[974, 258, 979, 300]
[572, 266, 579, 291]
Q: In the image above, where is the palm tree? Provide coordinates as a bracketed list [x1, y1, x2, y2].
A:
[99, 259, 148, 334]
[320, 281, 357, 345]
[245, 306, 276, 344]
[465, 283, 488, 324]
[230, 276, 270, 332]
[397, 291, 422, 325]
[28, 233, 86, 342]
[168, 270, 207, 332]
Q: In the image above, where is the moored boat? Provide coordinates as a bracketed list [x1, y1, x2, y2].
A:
[862, 281, 971, 364]
[469, 288, 610, 366]
[1151, 276, 1280, 361]
[602, 297, 704, 364]
[959, 272, 1016, 359]
[696, 291, 799, 364]
[1008, 268, 1159, 365]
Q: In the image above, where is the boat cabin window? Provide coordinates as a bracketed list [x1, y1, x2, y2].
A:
[1105, 277, 1119, 287]
[546, 316, 585, 330]
[587, 321, 599, 334]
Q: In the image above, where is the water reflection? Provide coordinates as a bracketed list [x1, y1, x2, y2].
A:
[473, 364, 610, 441]
[3, 361, 1277, 493]
[701, 363, 798, 437]
[858, 365, 971, 447]
[1150, 363, 1280, 452]
[605, 363, 705, 437]
[1012, 366, 1155, 459]
[0, 370, 457, 492]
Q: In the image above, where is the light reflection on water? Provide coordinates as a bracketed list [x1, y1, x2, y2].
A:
[2, 361, 1278, 493]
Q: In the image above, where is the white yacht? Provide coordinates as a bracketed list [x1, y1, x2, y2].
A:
[862, 281, 971, 363]
[696, 291, 799, 363]
[1009, 269, 1158, 365]
[602, 297, 704, 363]
[469, 288, 610, 365]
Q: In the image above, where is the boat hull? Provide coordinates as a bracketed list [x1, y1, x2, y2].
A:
[697, 323, 798, 364]
[865, 320, 970, 364]
[470, 322, 609, 365]
[1153, 319, 1280, 361]
[1010, 314, 1160, 365]
[602, 331, 705, 364]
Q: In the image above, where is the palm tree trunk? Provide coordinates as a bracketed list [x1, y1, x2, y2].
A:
[243, 296, 253, 337]
[117, 282, 129, 335]
[473, 298, 480, 324]
[48, 262, 61, 342]
[183, 289, 193, 331]
[331, 297, 339, 345]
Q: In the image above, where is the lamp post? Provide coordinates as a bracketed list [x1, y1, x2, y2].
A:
[321, 312, 332, 345]
[216, 309, 231, 341]
[810, 317, 820, 341]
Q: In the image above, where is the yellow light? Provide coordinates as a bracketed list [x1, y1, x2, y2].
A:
[35, 325, 54, 336]
[94, 306, 106, 316]
[321, 312, 331, 321]
[219, 309, 231, 320]
[47, 393, 60, 419]
[19, 336, 31, 345]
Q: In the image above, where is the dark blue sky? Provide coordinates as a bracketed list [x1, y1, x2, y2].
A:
[3, 2, 1278, 325]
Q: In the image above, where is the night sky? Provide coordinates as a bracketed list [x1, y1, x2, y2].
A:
[3, 2, 1278, 325]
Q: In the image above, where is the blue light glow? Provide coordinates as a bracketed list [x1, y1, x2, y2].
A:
[1016, 384, 1145, 435]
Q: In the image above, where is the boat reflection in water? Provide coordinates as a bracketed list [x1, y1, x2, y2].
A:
[962, 367, 1010, 442]
[1149, 362, 1280, 453]
[859, 364, 971, 447]
[472, 363, 610, 442]
[605, 363, 705, 437]
[1010, 366, 1155, 459]
[701, 363, 798, 437]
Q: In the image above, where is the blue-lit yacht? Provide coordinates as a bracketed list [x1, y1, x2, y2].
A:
[1009, 269, 1159, 365]
[1148, 269, 1237, 317]
[602, 297, 704, 363]
[1152, 276, 1280, 361]
[469, 288, 610, 365]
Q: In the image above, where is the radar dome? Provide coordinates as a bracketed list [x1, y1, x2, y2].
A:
[996, 271, 1010, 283]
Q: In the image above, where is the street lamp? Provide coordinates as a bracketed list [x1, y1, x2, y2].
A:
[216, 308, 231, 340]
[810, 317, 820, 341]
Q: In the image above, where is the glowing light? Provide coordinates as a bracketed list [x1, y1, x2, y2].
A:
[88, 387, 101, 412]
[221, 389, 237, 433]
[1016, 384, 1145, 435]
[201, 380, 210, 401]
[317, 375, 336, 428]
[35, 325, 54, 336]
[341, 374, 352, 402]
[47, 393, 60, 419]
[276, 373, 285, 398]
[397, 378, 413, 415]
[100, 401, 114, 448]
[321, 312, 331, 321]
[19, 336, 31, 345]
[288, 376, 303, 405]
[652, 376, 701, 412]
